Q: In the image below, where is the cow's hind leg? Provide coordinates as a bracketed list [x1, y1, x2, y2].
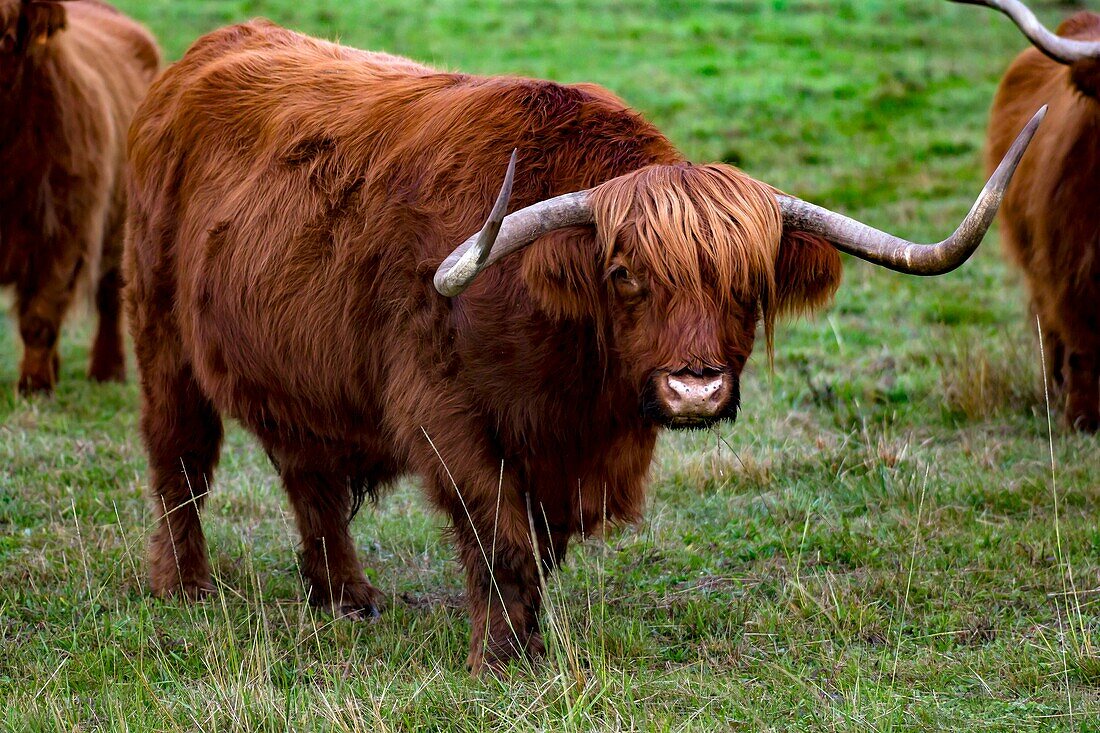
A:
[16, 306, 62, 394]
[88, 266, 126, 383]
[271, 448, 385, 618]
[140, 360, 223, 599]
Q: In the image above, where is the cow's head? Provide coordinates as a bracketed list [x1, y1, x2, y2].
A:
[435, 108, 1045, 429]
[0, 0, 66, 86]
[953, 0, 1100, 97]
[523, 164, 839, 428]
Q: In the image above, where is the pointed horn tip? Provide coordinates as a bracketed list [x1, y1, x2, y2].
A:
[994, 104, 1046, 174]
[1021, 104, 1047, 133]
[433, 150, 520, 298]
[1018, 104, 1047, 145]
[490, 149, 518, 217]
[1006, 104, 1047, 161]
[502, 149, 517, 190]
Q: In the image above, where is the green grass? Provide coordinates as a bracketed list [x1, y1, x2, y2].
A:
[3, 0, 1100, 729]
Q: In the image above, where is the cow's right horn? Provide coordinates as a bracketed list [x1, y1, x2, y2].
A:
[434, 151, 595, 297]
[952, 0, 1100, 64]
[436, 106, 1045, 295]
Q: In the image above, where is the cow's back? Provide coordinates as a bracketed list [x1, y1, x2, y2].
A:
[126, 21, 678, 439]
[0, 0, 157, 284]
[986, 11, 1100, 311]
[50, 2, 158, 189]
[126, 22, 469, 433]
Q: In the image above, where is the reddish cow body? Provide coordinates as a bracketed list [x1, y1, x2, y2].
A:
[987, 12, 1100, 431]
[127, 21, 862, 673]
[0, 0, 158, 392]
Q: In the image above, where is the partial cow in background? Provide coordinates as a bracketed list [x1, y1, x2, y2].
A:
[125, 20, 1041, 673]
[0, 0, 159, 393]
[957, 0, 1100, 431]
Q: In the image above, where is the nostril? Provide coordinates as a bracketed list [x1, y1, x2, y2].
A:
[665, 370, 728, 408]
[651, 367, 735, 423]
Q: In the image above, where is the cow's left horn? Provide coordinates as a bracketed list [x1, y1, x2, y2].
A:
[777, 105, 1046, 276]
[434, 150, 595, 296]
[951, 0, 1100, 65]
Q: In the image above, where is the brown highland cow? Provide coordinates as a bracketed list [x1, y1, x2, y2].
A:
[125, 20, 1042, 672]
[0, 0, 158, 393]
[957, 0, 1100, 431]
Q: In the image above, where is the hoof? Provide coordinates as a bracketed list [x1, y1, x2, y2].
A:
[17, 374, 55, 396]
[466, 632, 544, 676]
[18, 349, 59, 394]
[309, 580, 384, 620]
[152, 577, 217, 602]
[88, 362, 126, 384]
[1069, 413, 1099, 434]
[337, 601, 383, 621]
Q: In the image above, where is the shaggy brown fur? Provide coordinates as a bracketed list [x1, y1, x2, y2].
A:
[0, 0, 159, 393]
[986, 11, 1100, 431]
[125, 20, 841, 673]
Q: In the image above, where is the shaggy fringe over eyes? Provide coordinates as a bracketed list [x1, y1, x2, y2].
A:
[589, 163, 784, 345]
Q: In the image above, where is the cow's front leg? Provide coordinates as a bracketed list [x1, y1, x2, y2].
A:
[409, 404, 574, 673]
[455, 519, 541, 674]
[1064, 347, 1099, 433]
[448, 493, 572, 675]
[16, 271, 76, 394]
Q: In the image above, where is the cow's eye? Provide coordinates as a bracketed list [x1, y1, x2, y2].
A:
[0, 35, 15, 54]
[610, 265, 642, 298]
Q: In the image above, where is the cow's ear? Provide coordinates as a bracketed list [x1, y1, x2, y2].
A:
[771, 229, 842, 318]
[521, 226, 603, 320]
[20, 1, 67, 49]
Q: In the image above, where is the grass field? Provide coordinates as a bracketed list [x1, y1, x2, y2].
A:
[3, 0, 1100, 730]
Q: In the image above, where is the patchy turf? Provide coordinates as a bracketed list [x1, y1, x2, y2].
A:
[2, 0, 1099, 730]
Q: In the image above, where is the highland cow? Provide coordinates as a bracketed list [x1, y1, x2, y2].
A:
[125, 20, 1042, 672]
[0, 0, 158, 392]
[957, 0, 1100, 431]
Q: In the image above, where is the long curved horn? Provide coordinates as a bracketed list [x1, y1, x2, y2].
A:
[777, 105, 1046, 276]
[952, 0, 1100, 64]
[434, 151, 594, 296]
[435, 107, 1046, 295]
